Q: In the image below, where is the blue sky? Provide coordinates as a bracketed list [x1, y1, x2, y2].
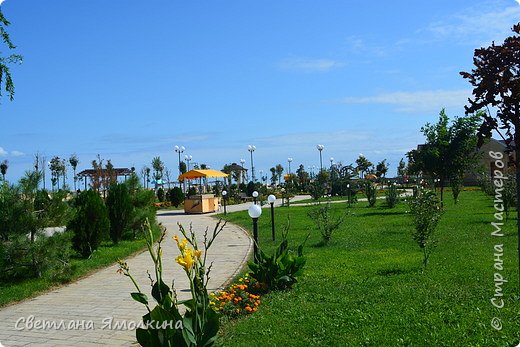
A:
[1, 0, 519, 185]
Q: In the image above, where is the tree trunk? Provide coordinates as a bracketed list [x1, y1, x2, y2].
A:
[440, 178, 444, 206]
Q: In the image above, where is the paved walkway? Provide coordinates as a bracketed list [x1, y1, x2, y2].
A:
[0, 196, 310, 347]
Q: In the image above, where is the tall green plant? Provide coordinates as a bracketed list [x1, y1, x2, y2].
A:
[118, 220, 223, 346]
[248, 221, 308, 290]
[307, 202, 345, 245]
[364, 181, 377, 207]
[408, 190, 442, 269]
[68, 190, 110, 257]
[385, 183, 399, 208]
[106, 183, 133, 244]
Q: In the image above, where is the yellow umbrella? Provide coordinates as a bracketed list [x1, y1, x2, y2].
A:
[178, 169, 228, 181]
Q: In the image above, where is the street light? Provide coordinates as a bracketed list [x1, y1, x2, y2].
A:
[174, 145, 185, 175]
[347, 183, 351, 207]
[185, 155, 193, 171]
[222, 190, 227, 215]
[268, 194, 276, 241]
[287, 157, 293, 175]
[252, 190, 259, 204]
[330, 157, 334, 168]
[248, 145, 256, 182]
[248, 204, 262, 263]
[316, 144, 324, 171]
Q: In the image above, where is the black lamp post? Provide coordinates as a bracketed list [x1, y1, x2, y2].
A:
[252, 190, 258, 204]
[268, 194, 276, 241]
[248, 204, 262, 263]
[222, 190, 227, 215]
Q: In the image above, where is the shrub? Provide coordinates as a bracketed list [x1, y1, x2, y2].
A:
[129, 188, 156, 238]
[248, 224, 308, 291]
[408, 189, 442, 269]
[385, 183, 399, 208]
[187, 186, 197, 197]
[156, 187, 165, 202]
[364, 181, 377, 207]
[106, 183, 133, 244]
[168, 187, 185, 208]
[502, 173, 516, 219]
[450, 177, 463, 204]
[307, 202, 346, 245]
[68, 190, 110, 258]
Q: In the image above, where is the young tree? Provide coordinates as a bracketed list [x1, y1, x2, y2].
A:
[151, 156, 164, 188]
[68, 190, 110, 257]
[0, 8, 22, 102]
[461, 22, 520, 283]
[355, 155, 372, 179]
[49, 156, 63, 191]
[406, 109, 480, 203]
[0, 159, 8, 180]
[106, 183, 133, 244]
[275, 164, 284, 185]
[69, 154, 79, 191]
[397, 158, 407, 178]
[375, 159, 389, 179]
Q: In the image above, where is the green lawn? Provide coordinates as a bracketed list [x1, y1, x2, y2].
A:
[217, 190, 520, 346]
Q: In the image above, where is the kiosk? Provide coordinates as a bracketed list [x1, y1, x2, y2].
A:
[178, 169, 229, 214]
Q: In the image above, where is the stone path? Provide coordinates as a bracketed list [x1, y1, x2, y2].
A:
[0, 196, 310, 347]
[0, 210, 254, 346]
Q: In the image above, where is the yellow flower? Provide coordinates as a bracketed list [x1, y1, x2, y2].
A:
[176, 249, 194, 271]
[194, 249, 202, 258]
[179, 239, 188, 251]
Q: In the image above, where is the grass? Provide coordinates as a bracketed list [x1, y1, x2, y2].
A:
[216, 190, 520, 346]
[0, 225, 161, 308]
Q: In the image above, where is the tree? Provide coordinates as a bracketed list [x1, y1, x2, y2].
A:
[375, 159, 389, 179]
[106, 183, 133, 244]
[397, 158, 407, 178]
[355, 155, 372, 179]
[69, 154, 79, 191]
[296, 164, 310, 192]
[461, 22, 520, 284]
[49, 156, 65, 191]
[269, 167, 277, 185]
[151, 156, 164, 187]
[406, 109, 480, 203]
[0, 8, 22, 102]
[275, 164, 284, 185]
[0, 159, 8, 180]
[68, 190, 110, 257]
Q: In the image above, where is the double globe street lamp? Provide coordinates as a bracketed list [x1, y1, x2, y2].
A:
[248, 145, 256, 182]
[316, 144, 324, 171]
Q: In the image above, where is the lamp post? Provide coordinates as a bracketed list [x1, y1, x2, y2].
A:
[248, 145, 256, 182]
[347, 183, 351, 207]
[222, 190, 227, 215]
[248, 204, 262, 263]
[240, 158, 246, 183]
[174, 145, 185, 176]
[185, 155, 192, 171]
[268, 194, 276, 241]
[316, 144, 324, 171]
[330, 157, 334, 169]
[252, 190, 258, 204]
[287, 157, 293, 175]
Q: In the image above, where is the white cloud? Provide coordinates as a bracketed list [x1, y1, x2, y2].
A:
[0, 147, 7, 156]
[337, 89, 471, 113]
[427, 4, 520, 45]
[277, 58, 344, 72]
[11, 150, 25, 157]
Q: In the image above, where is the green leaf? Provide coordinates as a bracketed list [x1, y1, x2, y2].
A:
[131, 292, 149, 305]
